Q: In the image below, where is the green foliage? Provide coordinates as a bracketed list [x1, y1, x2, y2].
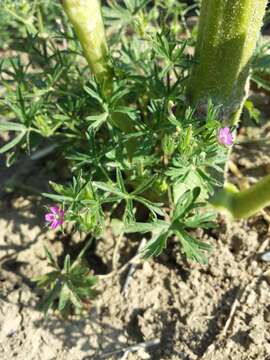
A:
[35, 244, 97, 316]
[43, 175, 105, 234]
[252, 38, 270, 93]
[1, 0, 269, 297]
[0, 0, 226, 268]
[126, 187, 215, 264]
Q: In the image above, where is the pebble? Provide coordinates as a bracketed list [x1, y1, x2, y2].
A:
[250, 260, 262, 276]
[118, 335, 128, 344]
[261, 251, 270, 262]
[142, 262, 153, 276]
[137, 349, 151, 359]
[246, 290, 256, 306]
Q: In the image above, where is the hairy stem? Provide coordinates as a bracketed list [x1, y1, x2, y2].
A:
[188, 0, 268, 122]
[61, 0, 136, 155]
[61, 0, 113, 96]
[187, 0, 270, 219]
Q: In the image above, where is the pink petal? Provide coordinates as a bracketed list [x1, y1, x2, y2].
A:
[218, 127, 233, 147]
[45, 213, 55, 222]
[222, 127, 230, 134]
[50, 220, 59, 229]
[50, 206, 59, 214]
[226, 135, 233, 146]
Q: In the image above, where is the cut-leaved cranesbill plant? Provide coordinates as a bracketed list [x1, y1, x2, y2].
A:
[35, 239, 97, 316]
[0, 0, 270, 315]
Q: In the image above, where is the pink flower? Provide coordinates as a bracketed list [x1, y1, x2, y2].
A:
[218, 127, 233, 146]
[45, 205, 65, 229]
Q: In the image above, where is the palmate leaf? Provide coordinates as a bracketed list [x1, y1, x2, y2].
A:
[172, 187, 200, 221]
[36, 249, 97, 316]
[125, 188, 213, 263]
[103, 0, 150, 28]
[134, 196, 165, 217]
[66, 280, 83, 309]
[184, 211, 216, 229]
[173, 172, 209, 203]
[37, 280, 62, 314]
[177, 229, 212, 264]
[142, 231, 169, 258]
[126, 220, 169, 258]
[125, 220, 169, 258]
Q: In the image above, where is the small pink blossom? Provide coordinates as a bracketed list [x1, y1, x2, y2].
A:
[218, 127, 233, 146]
[45, 205, 65, 229]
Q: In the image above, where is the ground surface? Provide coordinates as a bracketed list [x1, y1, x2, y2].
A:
[1, 118, 270, 360]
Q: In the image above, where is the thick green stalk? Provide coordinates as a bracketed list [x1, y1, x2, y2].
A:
[61, 0, 136, 156]
[62, 0, 113, 96]
[211, 175, 270, 219]
[188, 0, 268, 121]
[187, 0, 270, 218]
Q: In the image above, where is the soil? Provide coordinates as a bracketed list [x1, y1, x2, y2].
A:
[1, 120, 270, 360]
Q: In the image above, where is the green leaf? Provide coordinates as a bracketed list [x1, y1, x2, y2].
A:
[42, 193, 73, 202]
[142, 231, 169, 258]
[5, 101, 26, 123]
[64, 255, 71, 273]
[251, 74, 270, 92]
[178, 229, 212, 264]
[86, 112, 108, 130]
[33, 271, 59, 287]
[84, 85, 103, 104]
[58, 283, 71, 312]
[112, 106, 138, 121]
[66, 281, 83, 309]
[37, 280, 62, 314]
[49, 181, 73, 197]
[172, 187, 200, 221]
[125, 220, 168, 234]
[81, 275, 97, 288]
[44, 247, 59, 269]
[93, 181, 126, 198]
[0, 121, 26, 132]
[244, 100, 261, 124]
[131, 175, 158, 195]
[0, 131, 26, 154]
[135, 196, 165, 216]
[116, 168, 127, 193]
[184, 211, 216, 229]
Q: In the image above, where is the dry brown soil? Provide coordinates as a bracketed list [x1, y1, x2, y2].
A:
[1, 120, 270, 360]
